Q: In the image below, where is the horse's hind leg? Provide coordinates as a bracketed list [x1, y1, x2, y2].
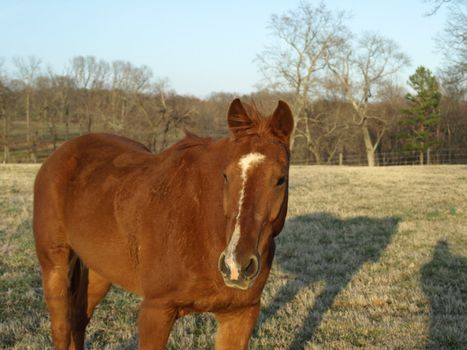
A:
[69, 266, 111, 349]
[38, 242, 73, 350]
[36, 240, 111, 350]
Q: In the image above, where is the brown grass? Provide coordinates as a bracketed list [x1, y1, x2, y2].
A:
[0, 164, 466, 349]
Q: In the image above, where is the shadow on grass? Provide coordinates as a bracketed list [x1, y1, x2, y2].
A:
[421, 240, 467, 349]
[114, 337, 137, 350]
[257, 212, 400, 349]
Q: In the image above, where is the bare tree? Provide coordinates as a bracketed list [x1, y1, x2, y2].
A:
[439, 5, 466, 95]
[70, 56, 109, 90]
[13, 56, 42, 146]
[108, 60, 152, 132]
[135, 79, 192, 152]
[294, 107, 343, 164]
[256, 1, 348, 152]
[424, 0, 466, 15]
[424, 0, 466, 96]
[326, 32, 410, 166]
[425, 0, 466, 161]
[69, 56, 109, 133]
[0, 58, 10, 162]
[48, 70, 75, 139]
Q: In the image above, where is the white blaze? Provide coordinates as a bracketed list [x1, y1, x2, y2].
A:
[225, 152, 265, 280]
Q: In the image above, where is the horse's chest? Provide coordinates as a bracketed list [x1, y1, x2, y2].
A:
[173, 281, 263, 318]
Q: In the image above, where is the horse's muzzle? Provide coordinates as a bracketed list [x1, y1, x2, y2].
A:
[218, 252, 260, 290]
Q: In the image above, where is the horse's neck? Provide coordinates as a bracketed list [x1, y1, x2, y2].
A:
[185, 138, 231, 242]
[193, 137, 230, 202]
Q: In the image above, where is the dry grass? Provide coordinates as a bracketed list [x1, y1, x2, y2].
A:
[0, 164, 466, 349]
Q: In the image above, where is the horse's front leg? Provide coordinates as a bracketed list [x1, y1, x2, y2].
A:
[138, 299, 176, 350]
[214, 304, 260, 350]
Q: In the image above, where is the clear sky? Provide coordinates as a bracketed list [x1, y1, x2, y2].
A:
[0, 0, 447, 97]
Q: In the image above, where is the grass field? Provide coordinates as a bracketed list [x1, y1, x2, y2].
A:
[0, 164, 466, 349]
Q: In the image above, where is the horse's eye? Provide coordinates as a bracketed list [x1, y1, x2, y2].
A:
[223, 174, 228, 184]
[276, 176, 286, 186]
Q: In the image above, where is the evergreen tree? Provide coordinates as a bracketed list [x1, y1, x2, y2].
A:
[401, 66, 442, 164]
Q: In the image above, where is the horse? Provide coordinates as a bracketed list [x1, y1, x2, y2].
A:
[33, 98, 293, 349]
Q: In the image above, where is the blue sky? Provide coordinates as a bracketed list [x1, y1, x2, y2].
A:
[1, 0, 447, 97]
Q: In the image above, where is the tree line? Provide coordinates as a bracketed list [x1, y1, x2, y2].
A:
[0, 1, 465, 166]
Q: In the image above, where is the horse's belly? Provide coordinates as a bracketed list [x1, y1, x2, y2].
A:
[70, 231, 141, 294]
[65, 196, 143, 294]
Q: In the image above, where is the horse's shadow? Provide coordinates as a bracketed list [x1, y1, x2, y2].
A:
[421, 240, 467, 349]
[256, 212, 400, 349]
[106, 212, 400, 349]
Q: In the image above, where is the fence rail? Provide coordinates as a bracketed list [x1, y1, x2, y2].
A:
[292, 149, 467, 166]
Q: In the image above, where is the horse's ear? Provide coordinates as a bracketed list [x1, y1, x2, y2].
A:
[227, 98, 253, 132]
[270, 100, 294, 144]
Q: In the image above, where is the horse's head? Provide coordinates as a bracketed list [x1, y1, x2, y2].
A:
[218, 99, 293, 290]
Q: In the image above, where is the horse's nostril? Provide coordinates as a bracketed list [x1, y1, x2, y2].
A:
[242, 255, 260, 279]
[218, 253, 230, 276]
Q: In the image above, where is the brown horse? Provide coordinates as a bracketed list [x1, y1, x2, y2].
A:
[33, 98, 293, 349]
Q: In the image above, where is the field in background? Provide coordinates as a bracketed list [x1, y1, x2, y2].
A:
[0, 165, 466, 349]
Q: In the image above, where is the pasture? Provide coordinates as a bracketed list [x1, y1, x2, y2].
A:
[0, 164, 466, 349]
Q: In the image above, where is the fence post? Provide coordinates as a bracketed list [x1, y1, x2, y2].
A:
[427, 148, 431, 165]
[339, 152, 343, 166]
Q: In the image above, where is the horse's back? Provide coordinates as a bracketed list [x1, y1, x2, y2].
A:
[34, 133, 151, 209]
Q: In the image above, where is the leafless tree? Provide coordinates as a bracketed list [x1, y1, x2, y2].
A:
[256, 1, 348, 152]
[424, 0, 466, 15]
[294, 107, 342, 164]
[424, 0, 466, 96]
[13, 56, 42, 149]
[439, 7, 466, 95]
[70, 56, 109, 90]
[108, 60, 153, 132]
[134, 79, 193, 152]
[48, 70, 75, 139]
[69, 56, 109, 133]
[326, 32, 410, 166]
[0, 58, 10, 162]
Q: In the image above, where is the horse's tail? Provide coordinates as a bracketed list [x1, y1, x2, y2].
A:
[68, 252, 89, 312]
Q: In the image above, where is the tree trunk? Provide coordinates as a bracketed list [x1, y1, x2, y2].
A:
[362, 122, 376, 167]
[2, 110, 9, 164]
[366, 148, 375, 167]
[290, 135, 297, 153]
[65, 118, 70, 139]
[86, 103, 92, 134]
[30, 131, 38, 163]
[87, 113, 92, 133]
[26, 92, 31, 144]
[309, 147, 321, 165]
[63, 100, 70, 139]
[290, 100, 309, 153]
[3, 144, 9, 163]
